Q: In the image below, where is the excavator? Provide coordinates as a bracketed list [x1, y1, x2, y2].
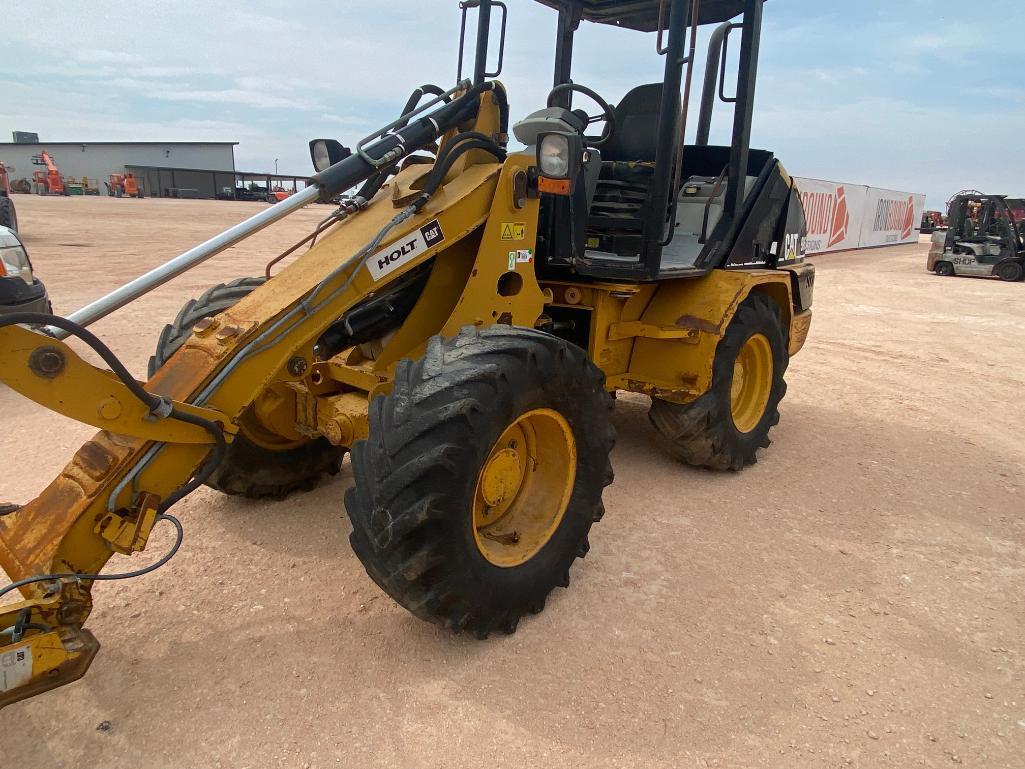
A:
[30, 151, 65, 196]
[0, 0, 813, 709]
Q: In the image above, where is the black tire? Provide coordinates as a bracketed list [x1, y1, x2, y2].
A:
[345, 325, 615, 638]
[149, 277, 344, 500]
[995, 260, 1024, 282]
[934, 261, 955, 277]
[0, 196, 16, 233]
[648, 293, 788, 471]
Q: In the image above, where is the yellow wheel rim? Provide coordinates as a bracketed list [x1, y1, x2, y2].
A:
[730, 333, 773, 434]
[472, 408, 576, 568]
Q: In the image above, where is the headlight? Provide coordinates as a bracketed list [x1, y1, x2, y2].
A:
[538, 134, 571, 178]
[312, 141, 332, 173]
[309, 139, 352, 173]
[0, 245, 33, 285]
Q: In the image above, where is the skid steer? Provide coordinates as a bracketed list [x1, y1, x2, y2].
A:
[0, 0, 813, 709]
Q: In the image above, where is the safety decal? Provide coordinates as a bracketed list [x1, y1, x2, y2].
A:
[515, 249, 533, 263]
[500, 222, 526, 241]
[0, 642, 32, 693]
[367, 219, 445, 281]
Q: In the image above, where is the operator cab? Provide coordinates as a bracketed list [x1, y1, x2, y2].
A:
[511, 0, 801, 282]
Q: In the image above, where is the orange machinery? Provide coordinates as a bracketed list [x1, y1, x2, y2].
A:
[107, 172, 139, 197]
[31, 151, 65, 195]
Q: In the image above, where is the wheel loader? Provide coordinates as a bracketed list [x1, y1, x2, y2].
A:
[0, 0, 813, 709]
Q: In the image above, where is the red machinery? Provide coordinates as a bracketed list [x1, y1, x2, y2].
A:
[31, 151, 65, 195]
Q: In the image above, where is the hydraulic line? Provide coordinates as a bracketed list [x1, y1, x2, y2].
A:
[0, 312, 226, 598]
[0, 122, 505, 601]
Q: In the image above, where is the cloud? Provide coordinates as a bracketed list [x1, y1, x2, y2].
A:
[150, 88, 320, 111]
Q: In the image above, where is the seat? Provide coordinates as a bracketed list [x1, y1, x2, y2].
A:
[586, 83, 666, 244]
[601, 83, 664, 163]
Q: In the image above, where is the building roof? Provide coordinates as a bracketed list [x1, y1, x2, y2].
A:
[0, 141, 239, 147]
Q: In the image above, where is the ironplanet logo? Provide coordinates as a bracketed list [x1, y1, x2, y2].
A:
[873, 195, 916, 240]
[801, 185, 849, 249]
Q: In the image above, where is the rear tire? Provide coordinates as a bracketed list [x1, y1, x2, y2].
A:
[0, 196, 16, 233]
[345, 326, 615, 638]
[149, 277, 344, 500]
[649, 293, 788, 471]
[995, 261, 1024, 282]
[934, 261, 955, 277]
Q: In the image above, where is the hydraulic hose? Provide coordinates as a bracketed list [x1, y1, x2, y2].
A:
[0, 312, 228, 598]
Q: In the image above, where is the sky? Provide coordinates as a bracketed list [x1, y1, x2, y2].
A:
[3, 0, 1024, 208]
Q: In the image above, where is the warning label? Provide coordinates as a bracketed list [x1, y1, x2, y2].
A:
[500, 222, 526, 241]
[0, 642, 32, 693]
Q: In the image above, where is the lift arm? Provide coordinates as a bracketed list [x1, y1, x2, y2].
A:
[0, 84, 518, 708]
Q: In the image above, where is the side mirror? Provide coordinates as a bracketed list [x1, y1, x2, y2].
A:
[535, 132, 583, 196]
[308, 139, 352, 173]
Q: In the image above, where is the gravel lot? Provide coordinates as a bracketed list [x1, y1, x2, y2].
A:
[2, 195, 1023, 768]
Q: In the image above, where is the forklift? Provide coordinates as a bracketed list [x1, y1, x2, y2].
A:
[928, 192, 1025, 281]
[0, 0, 813, 708]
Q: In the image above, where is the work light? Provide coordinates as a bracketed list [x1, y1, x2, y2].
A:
[539, 134, 571, 178]
[535, 131, 582, 196]
[309, 139, 351, 173]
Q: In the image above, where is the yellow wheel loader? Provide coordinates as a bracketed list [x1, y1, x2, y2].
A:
[0, 0, 814, 708]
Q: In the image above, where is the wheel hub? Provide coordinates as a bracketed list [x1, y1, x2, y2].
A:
[480, 448, 524, 508]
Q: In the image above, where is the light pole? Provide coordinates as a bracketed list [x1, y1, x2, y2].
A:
[274, 158, 279, 175]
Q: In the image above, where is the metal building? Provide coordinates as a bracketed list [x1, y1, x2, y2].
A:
[0, 140, 237, 194]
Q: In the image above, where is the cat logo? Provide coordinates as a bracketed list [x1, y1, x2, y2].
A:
[783, 232, 803, 261]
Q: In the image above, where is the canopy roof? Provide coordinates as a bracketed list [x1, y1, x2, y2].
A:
[533, 0, 753, 32]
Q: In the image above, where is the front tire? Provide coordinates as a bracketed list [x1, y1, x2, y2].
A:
[0, 196, 16, 233]
[934, 261, 955, 277]
[649, 293, 788, 471]
[149, 277, 344, 499]
[345, 326, 615, 638]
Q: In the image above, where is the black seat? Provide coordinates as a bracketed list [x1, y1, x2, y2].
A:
[587, 83, 666, 243]
[600, 83, 664, 162]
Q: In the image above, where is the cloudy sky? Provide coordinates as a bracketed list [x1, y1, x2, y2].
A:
[4, 0, 1023, 207]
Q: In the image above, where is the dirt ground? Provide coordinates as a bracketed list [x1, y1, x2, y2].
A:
[1, 195, 1023, 768]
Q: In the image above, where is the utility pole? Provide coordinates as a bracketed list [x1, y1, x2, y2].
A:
[274, 158, 279, 175]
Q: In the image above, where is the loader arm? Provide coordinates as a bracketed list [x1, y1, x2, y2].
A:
[0, 86, 547, 708]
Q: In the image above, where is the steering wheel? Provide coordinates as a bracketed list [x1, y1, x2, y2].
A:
[546, 83, 617, 147]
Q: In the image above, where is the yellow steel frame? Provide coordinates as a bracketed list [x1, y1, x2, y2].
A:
[0, 88, 810, 707]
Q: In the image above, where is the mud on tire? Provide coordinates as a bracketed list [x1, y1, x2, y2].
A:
[149, 277, 344, 500]
[345, 325, 615, 638]
[649, 293, 788, 471]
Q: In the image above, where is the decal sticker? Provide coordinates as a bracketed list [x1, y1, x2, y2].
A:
[585, 237, 600, 249]
[500, 222, 526, 241]
[516, 249, 534, 264]
[366, 219, 445, 281]
[0, 642, 32, 693]
[784, 232, 801, 261]
[507, 251, 517, 271]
